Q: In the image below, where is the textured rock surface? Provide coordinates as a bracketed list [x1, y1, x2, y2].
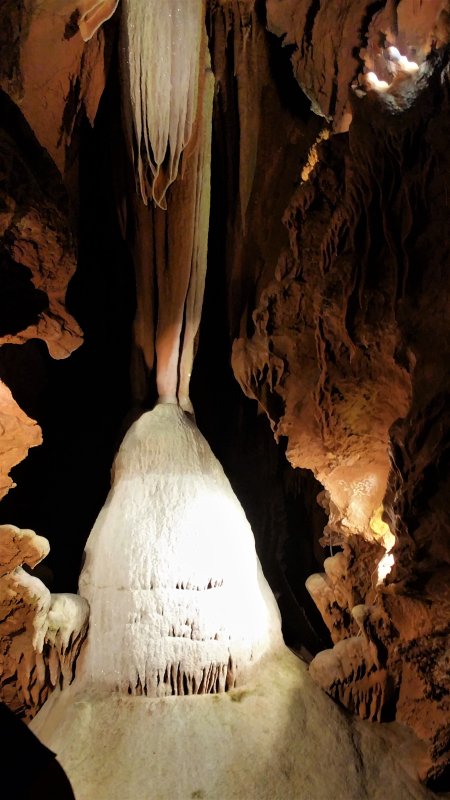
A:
[230, 0, 450, 788]
[79, 404, 283, 695]
[0, 380, 41, 499]
[0, 0, 449, 792]
[0, 95, 82, 358]
[0, 0, 102, 497]
[0, 0, 111, 175]
[0, 91, 81, 496]
[0, 524, 89, 719]
[266, 0, 449, 130]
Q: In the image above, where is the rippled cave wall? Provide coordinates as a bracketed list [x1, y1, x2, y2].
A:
[0, 0, 449, 791]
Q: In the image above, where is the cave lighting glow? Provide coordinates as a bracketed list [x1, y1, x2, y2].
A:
[385, 46, 419, 75]
[366, 72, 390, 91]
[376, 551, 395, 584]
[370, 505, 396, 585]
[365, 46, 419, 94]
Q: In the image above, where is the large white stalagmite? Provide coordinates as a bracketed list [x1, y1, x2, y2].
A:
[153, 60, 214, 410]
[121, 0, 204, 209]
[78, 404, 283, 695]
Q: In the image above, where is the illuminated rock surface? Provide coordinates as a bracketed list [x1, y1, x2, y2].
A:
[75, 403, 283, 694]
[0, 524, 88, 718]
[0, 381, 42, 500]
[228, 5, 450, 783]
[1, 0, 450, 792]
[31, 649, 436, 800]
[29, 406, 440, 798]
[0, 0, 110, 174]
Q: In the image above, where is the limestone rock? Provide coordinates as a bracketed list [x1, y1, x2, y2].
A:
[30, 648, 438, 800]
[266, 0, 448, 131]
[309, 635, 388, 722]
[306, 538, 450, 781]
[0, 91, 83, 358]
[0, 381, 42, 500]
[0, 0, 111, 175]
[78, 404, 283, 696]
[0, 524, 89, 719]
[231, 3, 450, 786]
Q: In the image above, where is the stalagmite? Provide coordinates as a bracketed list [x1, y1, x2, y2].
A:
[121, 0, 213, 410]
[77, 404, 283, 695]
[30, 408, 433, 800]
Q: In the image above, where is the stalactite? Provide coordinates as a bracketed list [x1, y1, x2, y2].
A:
[120, 0, 204, 209]
[121, 0, 213, 409]
[153, 44, 214, 409]
[233, 4, 262, 232]
[178, 62, 214, 411]
[77, 0, 120, 42]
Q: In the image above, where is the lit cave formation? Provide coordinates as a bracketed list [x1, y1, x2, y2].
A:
[0, 1, 450, 798]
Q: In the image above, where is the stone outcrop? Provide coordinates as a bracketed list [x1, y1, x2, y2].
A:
[0, 89, 81, 495]
[0, 524, 89, 719]
[229, 0, 450, 788]
[266, 0, 449, 131]
[0, 0, 113, 496]
[0, 94, 82, 359]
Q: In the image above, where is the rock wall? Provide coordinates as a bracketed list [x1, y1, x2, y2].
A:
[230, 0, 450, 788]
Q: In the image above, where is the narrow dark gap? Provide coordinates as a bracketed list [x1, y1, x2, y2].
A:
[191, 18, 332, 656]
[0, 48, 135, 593]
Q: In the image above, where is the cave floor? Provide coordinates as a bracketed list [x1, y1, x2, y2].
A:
[31, 647, 438, 800]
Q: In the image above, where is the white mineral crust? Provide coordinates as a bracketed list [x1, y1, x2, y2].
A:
[77, 404, 283, 695]
[30, 406, 433, 800]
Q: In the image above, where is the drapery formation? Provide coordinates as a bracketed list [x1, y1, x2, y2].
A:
[121, 0, 213, 409]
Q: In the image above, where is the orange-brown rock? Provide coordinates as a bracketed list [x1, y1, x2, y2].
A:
[308, 567, 450, 785]
[0, 524, 89, 719]
[0, 381, 42, 500]
[266, 0, 449, 131]
[232, 125, 412, 538]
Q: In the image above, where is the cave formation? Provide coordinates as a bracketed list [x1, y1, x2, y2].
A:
[1, 1, 450, 798]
